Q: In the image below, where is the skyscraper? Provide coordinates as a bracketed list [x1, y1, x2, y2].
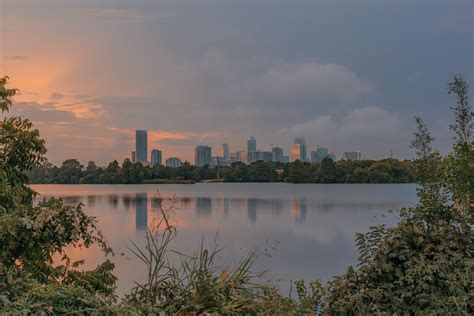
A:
[247, 137, 256, 152]
[272, 147, 284, 162]
[222, 143, 229, 161]
[195, 145, 212, 167]
[291, 137, 307, 162]
[310, 147, 329, 163]
[247, 137, 257, 163]
[135, 130, 148, 163]
[131, 151, 136, 163]
[151, 149, 162, 166]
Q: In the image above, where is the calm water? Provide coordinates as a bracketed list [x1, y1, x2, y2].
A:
[32, 183, 418, 294]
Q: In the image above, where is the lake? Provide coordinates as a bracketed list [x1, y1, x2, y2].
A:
[32, 183, 418, 295]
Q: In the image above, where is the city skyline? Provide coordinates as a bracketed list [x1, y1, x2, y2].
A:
[2, 1, 472, 165]
[130, 129, 356, 166]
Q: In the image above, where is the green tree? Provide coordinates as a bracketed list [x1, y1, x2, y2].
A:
[0, 76, 117, 314]
[325, 76, 473, 314]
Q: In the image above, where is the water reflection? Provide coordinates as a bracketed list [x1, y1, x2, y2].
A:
[33, 183, 418, 295]
[135, 193, 148, 231]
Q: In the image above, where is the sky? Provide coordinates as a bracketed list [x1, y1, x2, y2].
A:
[1, 0, 473, 165]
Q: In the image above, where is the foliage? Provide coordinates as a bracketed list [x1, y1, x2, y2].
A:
[0, 76, 117, 314]
[324, 75, 473, 314]
[28, 157, 416, 184]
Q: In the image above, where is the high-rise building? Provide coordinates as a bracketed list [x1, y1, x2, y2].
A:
[135, 130, 148, 163]
[255, 150, 273, 162]
[283, 156, 290, 163]
[272, 147, 284, 162]
[166, 157, 182, 168]
[222, 143, 229, 161]
[247, 137, 256, 152]
[291, 137, 307, 162]
[195, 145, 212, 167]
[341, 151, 362, 161]
[247, 137, 257, 163]
[151, 149, 162, 166]
[131, 151, 136, 163]
[310, 147, 329, 163]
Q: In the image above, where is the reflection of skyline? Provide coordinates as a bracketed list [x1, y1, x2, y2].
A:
[196, 197, 212, 217]
[292, 198, 307, 224]
[247, 198, 257, 224]
[136, 193, 148, 231]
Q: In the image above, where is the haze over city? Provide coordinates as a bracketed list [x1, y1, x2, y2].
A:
[1, 0, 472, 165]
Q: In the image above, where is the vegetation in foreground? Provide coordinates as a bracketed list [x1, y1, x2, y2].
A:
[0, 75, 472, 314]
[28, 157, 416, 184]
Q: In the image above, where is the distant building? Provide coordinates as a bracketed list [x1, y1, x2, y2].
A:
[151, 149, 162, 166]
[131, 151, 136, 163]
[135, 130, 148, 163]
[195, 145, 212, 167]
[328, 153, 337, 161]
[222, 143, 229, 161]
[255, 150, 273, 162]
[230, 151, 247, 164]
[283, 155, 290, 163]
[247, 137, 257, 163]
[166, 157, 182, 168]
[341, 151, 362, 161]
[272, 147, 284, 162]
[310, 147, 329, 163]
[291, 137, 307, 162]
[247, 137, 256, 152]
[212, 156, 227, 167]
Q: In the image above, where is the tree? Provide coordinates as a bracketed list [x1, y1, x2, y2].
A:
[325, 76, 473, 314]
[0, 76, 116, 313]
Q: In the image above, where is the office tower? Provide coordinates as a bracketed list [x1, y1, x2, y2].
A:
[272, 147, 284, 162]
[247, 137, 256, 152]
[222, 143, 229, 161]
[151, 149, 162, 166]
[131, 151, 136, 163]
[291, 137, 307, 162]
[311, 147, 329, 163]
[195, 145, 212, 167]
[255, 150, 273, 162]
[247, 137, 257, 163]
[135, 130, 148, 163]
[283, 155, 290, 163]
[166, 157, 182, 168]
[341, 151, 362, 161]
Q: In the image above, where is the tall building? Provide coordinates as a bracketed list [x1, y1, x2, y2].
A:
[291, 137, 307, 162]
[151, 149, 162, 166]
[272, 147, 284, 162]
[247, 137, 257, 163]
[310, 147, 329, 163]
[255, 150, 273, 162]
[341, 151, 362, 161]
[166, 157, 182, 168]
[222, 143, 229, 161]
[131, 151, 136, 163]
[195, 145, 212, 167]
[247, 137, 256, 152]
[135, 130, 148, 163]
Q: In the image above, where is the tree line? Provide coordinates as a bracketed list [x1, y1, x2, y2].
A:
[27, 157, 416, 184]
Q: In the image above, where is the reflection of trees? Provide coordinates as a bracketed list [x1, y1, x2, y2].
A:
[87, 195, 96, 207]
[108, 195, 119, 208]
